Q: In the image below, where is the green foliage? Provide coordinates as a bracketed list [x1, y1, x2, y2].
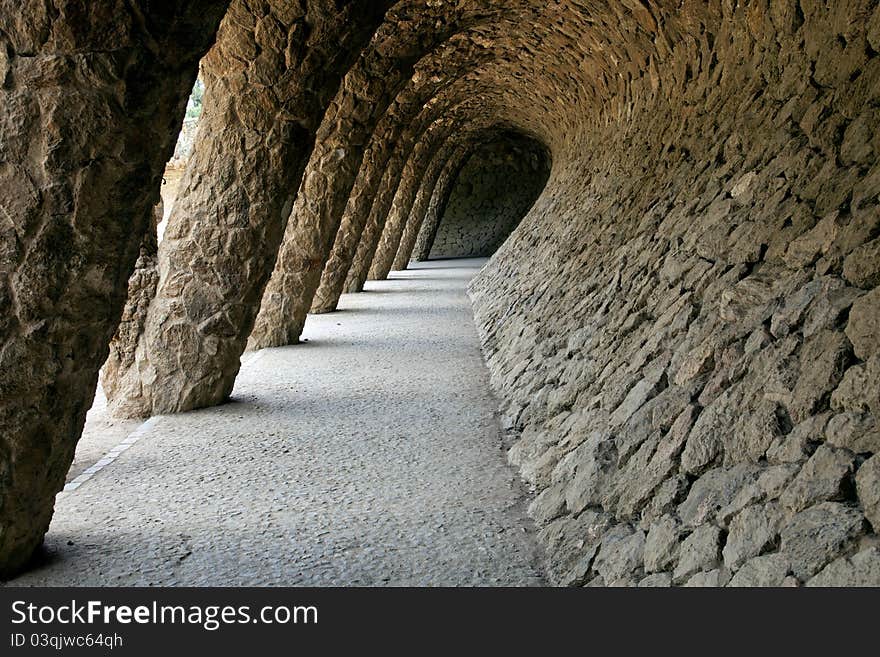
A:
[185, 78, 205, 119]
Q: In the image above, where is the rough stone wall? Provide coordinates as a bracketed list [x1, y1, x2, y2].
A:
[169, 117, 199, 167]
[369, 124, 452, 281]
[310, 8, 543, 313]
[362, 101, 518, 285]
[470, 3, 880, 586]
[247, 3, 490, 348]
[430, 135, 549, 258]
[392, 140, 462, 271]
[345, 110, 460, 293]
[369, 116, 482, 281]
[310, 114, 412, 310]
[102, 201, 163, 402]
[310, 93, 461, 311]
[6, 0, 880, 588]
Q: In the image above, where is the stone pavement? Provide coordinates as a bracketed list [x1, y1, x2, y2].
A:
[6, 259, 544, 586]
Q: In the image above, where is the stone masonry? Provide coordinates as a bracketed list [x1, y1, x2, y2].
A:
[429, 134, 550, 259]
[1, 1, 879, 585]
[469, 1, 880, 586]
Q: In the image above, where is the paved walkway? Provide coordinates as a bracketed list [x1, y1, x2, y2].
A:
[7, 259, 544, 586]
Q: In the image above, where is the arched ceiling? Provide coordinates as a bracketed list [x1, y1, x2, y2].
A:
[340, 1, 727, 156]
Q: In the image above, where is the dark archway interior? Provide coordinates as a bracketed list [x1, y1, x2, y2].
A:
[428, 132, 550, 259]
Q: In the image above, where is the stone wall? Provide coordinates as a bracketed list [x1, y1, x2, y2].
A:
[430, 135, 549, 258]
[470, 3, 880, 586]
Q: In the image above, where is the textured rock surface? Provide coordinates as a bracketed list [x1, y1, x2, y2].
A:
[368, 123, 458, 282]
[310, 7, 536, 311]
[103, 0, 392, 417]
[343, 126, 431, 293]
[102, 201, 163, 402]
[412, 145, 471, 262]
[468, 1, 880, 586]
[429, 135, 549, 258]
[807, 547, 880, 586]
[856, 454, 880, 532]
[247, 3, 494, 348]
[311, 95, 453, 310]
[0, 0, 229, 576]
[4, 0, 880, 585]
[389, 131, 517, 272]
[344, 101, 518, 293]
[390, 140, 461, 272]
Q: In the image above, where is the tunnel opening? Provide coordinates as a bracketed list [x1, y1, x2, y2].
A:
[426, 132, 551, 260]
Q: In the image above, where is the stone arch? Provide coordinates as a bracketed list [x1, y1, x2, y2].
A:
[410, 144, 474, 264]
[311, 11, 573, 312]
[245, 3, 531, 349]
[391, 139, 478, 271]
[101, 0, 393, 418]
[342, 87, 541, 297]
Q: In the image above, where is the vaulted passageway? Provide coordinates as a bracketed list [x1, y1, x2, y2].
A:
[2, 1, 880, 585]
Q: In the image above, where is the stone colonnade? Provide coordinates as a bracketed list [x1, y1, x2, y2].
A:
[2, 1, 880, 586]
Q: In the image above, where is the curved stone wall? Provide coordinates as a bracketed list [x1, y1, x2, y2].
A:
[469, 3, 880, 586]
[429, 135, 550, 258]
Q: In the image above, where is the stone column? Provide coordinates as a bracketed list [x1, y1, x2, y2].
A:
[412, 146, 471, 262]
[342, 104, 486, 295]
[342, 140, 415, 293]
[247, 11, 467, 350]
[0, 0, 229, 577]
[105, 1, 390, 418]
[319, 104, 447, 302]
[311, 47, 499, 312]
[308, 122, 404, 312]
[392, 141, 469, 270]
[369, 122, 458, 281]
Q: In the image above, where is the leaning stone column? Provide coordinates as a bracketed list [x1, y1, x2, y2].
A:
[247, 10, 465, 350]
[308, 125, 403, 312]
[105, 1, 390, 417]
[411, 145, 471, 262]
[342, 142, 415, 293]
[343, 104, 480, 294]
[0, 0, 228, 577]
[245, 89, 375, 350]
[369, 121, 457, 281]
[309, 94, 453, 311]
[312, 42, 499, 310]
[392, 141, 468, 271]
